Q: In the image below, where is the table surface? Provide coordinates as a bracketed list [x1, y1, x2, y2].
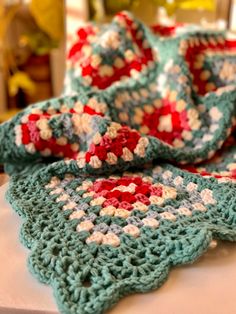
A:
[1, 182, 236, 314]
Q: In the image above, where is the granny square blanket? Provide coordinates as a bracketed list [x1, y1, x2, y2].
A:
[1, 11, 236, 314]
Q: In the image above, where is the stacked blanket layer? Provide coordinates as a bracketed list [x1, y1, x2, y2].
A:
[0, 11, 236, 314]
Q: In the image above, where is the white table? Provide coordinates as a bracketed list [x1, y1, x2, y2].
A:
[1, 183, 236, 314]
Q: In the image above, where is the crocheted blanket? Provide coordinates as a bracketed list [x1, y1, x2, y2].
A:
[1, 11, 236, 314]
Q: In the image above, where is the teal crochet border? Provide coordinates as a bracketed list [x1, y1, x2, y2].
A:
[6, 162, 236, 314]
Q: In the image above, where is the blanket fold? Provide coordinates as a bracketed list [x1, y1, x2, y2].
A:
[1, 11, 236, 314]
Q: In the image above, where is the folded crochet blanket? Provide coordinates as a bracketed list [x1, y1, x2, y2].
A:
[1, 11, 236, 314]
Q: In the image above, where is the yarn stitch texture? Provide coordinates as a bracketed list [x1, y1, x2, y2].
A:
[1, 11, 236, 314]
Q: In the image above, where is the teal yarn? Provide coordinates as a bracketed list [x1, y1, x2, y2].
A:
[1, 11, 236, 314]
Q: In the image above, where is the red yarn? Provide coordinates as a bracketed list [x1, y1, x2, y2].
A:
[103, 198, 119, 208]
[135, 193, 150, 205]
[106, 190, 122, 200]
[110, 142, 123, 157]
[120, 191, 136, 203]
[135, 184, 150, 196]
[94, 146, 107, 161]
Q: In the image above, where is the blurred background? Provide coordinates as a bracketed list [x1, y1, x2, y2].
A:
[0, 0, 236, 123]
